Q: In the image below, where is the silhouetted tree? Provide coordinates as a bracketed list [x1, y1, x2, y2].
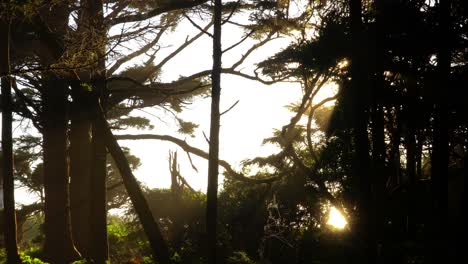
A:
[1, 2, 21, 262]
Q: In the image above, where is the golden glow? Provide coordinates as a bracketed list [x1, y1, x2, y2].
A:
[327, 207, 347, 230]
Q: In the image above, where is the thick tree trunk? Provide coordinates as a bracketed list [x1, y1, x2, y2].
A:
[1, 12, 21, 263]
[371, 1, 386, 261]
[96, 112, 171, 264]
[431, 0, 450, 262]
[42, 77, 81, 264]
[69, 87, 93, 258]
[405, 93, 417, 240]
[34, 2, 81, 262]
[70, 1, 110, 261]
[349, 0, 372, 262]
[206, 0, 222, 263]
[90, 76, 109, 264]
[90, 116, 108, 263]
[463, 135, 468, 264]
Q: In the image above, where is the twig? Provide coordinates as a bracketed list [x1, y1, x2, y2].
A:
[185, 150, 199, 172]
[183, 13, 213, 37]
[220, 100, 239, 115]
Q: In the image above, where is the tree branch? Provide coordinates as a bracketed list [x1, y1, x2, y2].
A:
[154, 21, 213, 70]
[183, 13, 213, 37]
[230, 31, 277, 69]
[115, 134, 281, 184]
[109, 0, 209, 26]
[108, 25, 168, 75]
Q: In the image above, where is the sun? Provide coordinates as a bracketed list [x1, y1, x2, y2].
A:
[327, 207, 347, 230]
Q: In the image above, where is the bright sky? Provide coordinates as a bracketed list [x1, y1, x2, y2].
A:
[7, 4, 339, 212]
[118, 18, 304, 192]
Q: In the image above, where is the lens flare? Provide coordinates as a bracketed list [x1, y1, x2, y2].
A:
[327, 207, 347, 230]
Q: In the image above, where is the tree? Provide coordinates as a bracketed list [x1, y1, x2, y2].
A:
[431, 0, 451, 262]
[206, 0, 223, 263]
[0, 2, 21, 261]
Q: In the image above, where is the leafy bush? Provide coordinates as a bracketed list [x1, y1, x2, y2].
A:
[227, 251, 258, 264]
[0, 247, 48, 264]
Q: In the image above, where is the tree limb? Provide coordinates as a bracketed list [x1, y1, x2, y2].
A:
[108, 25, 168, 75]
[115, 134, 281, 184]
[109, 0, 209, 26]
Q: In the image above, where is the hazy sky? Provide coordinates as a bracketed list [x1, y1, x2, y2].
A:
[118, 18, 305, 192]
[117, 15, 338, 192]
[8, 5, 338, 205]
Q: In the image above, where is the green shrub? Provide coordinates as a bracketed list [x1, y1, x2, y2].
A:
[20, 247, 48, 264]
[227, 251, 257, 264]
[0, 247, 48, 264]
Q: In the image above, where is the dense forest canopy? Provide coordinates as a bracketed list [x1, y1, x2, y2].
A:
[0, 0, 467, 263]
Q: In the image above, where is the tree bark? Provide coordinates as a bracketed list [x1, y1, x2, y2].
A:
[90, 113, 109, 263]
[42, 76, 81, 264]
[69, 86, 93, 258]
[431, 0, 450, 262]
[87, 0, 109, 262]
[206, 0, 222, 263]
[371, 1, 386, 262]
[350, 0, 372, 262]
[34, 2, 81, 262]
[405, 86, 417, 240]
[1, 11, 21, 263]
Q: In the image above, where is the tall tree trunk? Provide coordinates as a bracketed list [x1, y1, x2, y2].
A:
[206, 0, 222, 263]
[69, 0, 109, 261]
[90, 114, 108, 263]
[349, 0, 372, 262]
[1, 11, 21, 263]
[90, 89, 108, 263]
[431, 0, 450, 262]
[42, 76, 81, 263]
[34, 2, 81, 262]
[69, 86, 93, 258]
[88, 0, 109, 262]
[96, 112, 171, 264]
[463, 131, 468, 263]
[405, 85, 417, 240]
[69, 0, 95, 257]
[371, 1, 386, 261]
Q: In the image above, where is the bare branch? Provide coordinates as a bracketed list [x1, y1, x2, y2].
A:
[222, 29, 255, 53]
[176, 171, 197, 193]
[108, 26, 168, 75]
[221, 0, 242, 25]
[105, 1, 130, 21]
[154, 21, 213, 70]
[221, 68, 285, 85]
[183, 13, 213, 37]
[230, 31, 277, 69]
[185, 150, 199, 172]
[220, 100, 239, 115]
[115, 134, 281, 184]
[202, 131, 210, 144]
